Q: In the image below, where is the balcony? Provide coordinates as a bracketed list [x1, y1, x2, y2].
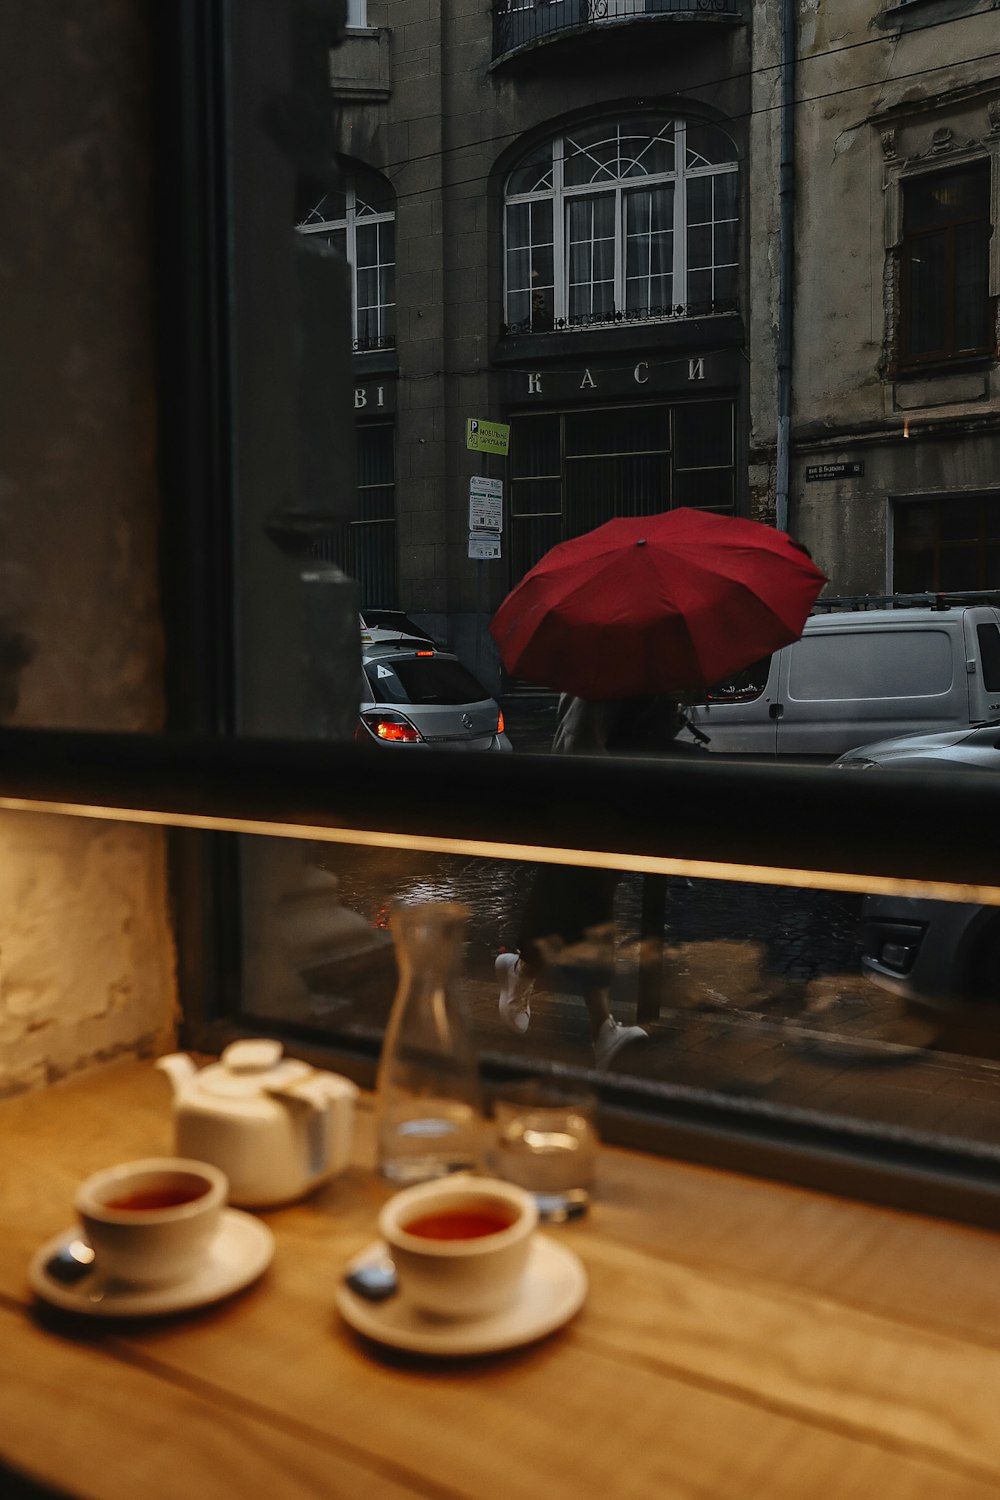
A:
[500, 296, 739, 339]
[493, 0, 743, 62]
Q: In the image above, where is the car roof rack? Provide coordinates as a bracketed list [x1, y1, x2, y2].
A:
[812, 590, 1000, 613]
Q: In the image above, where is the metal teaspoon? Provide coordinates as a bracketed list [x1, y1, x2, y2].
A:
[344, 1249, 398, 1302]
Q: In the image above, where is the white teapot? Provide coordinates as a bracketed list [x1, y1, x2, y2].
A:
[156, 1040, 358, 1208]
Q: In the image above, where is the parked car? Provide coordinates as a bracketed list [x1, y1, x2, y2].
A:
[833, 723, 1000, 1009]
[359, 610, 437, 644]
[833, 722, 1000, 773]
[358, 637, 512, 751]
[680, 592, 1000, 761]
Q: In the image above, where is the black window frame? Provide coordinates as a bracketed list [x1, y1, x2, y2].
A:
[149, 0, 1000, 1232]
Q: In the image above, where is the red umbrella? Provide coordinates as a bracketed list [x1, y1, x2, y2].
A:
[489, 508, 827, 700]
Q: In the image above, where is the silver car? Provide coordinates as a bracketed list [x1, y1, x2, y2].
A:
[357, 634, 512, 751]
[834, 725, 1000, 1008]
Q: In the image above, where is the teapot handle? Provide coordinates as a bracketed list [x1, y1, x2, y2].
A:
[265, 1073, 357, 1179]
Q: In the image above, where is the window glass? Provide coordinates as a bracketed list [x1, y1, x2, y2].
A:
[364, 657, 492, 705]
[893, 498, 1000, 592]
[703, 657, 772, 702]
[191, 1, 1000, 1217]
[977, 625, 1000, 692]
[503, 114, 738, 331]
[296, 164, 396, 352]
[900, 163, 991, 365]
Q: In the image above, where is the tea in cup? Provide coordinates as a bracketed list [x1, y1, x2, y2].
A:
[75, 1157, 228, 1286]
[378, 1175, 537, 1319]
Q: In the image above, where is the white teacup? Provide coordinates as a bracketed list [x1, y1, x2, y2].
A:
[75, 1157, 228, 1286]
[379, 1175, 538, 1320]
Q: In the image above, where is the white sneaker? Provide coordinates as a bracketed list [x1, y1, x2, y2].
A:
[594, 1017, 647, 1070]
[496, 952, 532, 1035]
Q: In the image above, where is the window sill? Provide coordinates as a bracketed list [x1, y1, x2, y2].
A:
[875, 0, 995, 29]
[892, 360, 994, 411]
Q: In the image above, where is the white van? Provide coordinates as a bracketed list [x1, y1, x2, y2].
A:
[682, 593, 1000, 760]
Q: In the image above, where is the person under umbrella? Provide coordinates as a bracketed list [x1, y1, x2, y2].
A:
[497, 692, 693, 1068]
[490, 509, 826, 1066]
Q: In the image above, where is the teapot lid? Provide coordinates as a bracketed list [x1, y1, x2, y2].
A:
[195, 1039, 310, 1099]
[222, 1039, 284, 1073]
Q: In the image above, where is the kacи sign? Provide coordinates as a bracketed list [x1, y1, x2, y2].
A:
[466, 418, 510, 456]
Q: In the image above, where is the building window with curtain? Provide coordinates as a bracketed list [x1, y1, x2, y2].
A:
[503, 115, 739, 335]
[898, 162, 993, 367]
[297, 164, 396, 352]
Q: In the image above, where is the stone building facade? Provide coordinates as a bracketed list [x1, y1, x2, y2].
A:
[786, 0, 1000, 597]
[325, 0, 1000, 686]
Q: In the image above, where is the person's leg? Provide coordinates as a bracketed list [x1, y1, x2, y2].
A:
[496, 864, 585, 1037]
[496, 949, 533, 1034]
[499, 866, 647, 1063]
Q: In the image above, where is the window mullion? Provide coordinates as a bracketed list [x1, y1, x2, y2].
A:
[675, 119, 687, 310]
[346, 205, 359, 347]
[615, 184, 625, 316]
[944, 224, 956, 355]
[554, 139, 566, 326]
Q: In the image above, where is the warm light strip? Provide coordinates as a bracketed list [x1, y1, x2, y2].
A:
[2, 795, 999, 907]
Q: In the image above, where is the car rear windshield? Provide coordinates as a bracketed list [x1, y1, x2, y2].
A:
[365, 656, 491, 706]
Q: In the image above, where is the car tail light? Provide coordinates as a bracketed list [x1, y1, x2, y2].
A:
[360, 711, 424, 744]
[497, 709, 505, 734]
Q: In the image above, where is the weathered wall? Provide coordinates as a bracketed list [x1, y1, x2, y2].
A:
[0, 1, 176, 1096]
[787, 0, 1000, 589]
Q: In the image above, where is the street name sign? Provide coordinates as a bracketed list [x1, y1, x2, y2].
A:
[466, 418, 510, 456]
[805, 461, 864, 481]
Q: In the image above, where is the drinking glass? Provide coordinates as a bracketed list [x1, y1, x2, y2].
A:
[490, 1080, 598, 1221]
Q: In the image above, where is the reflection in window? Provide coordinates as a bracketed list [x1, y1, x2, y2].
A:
[899, 163, 992, 367]
[703, 657, 771, 703]
[503, 116, 739, 334]
[236, 829, 1000, 1166]
[297, 166, 396, 352]
[302, 424, 396, 609]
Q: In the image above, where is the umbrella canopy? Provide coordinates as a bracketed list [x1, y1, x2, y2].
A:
[489, 508, 827, 700]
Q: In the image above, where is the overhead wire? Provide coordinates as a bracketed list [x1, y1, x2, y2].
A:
[340, 11, 1000, 201]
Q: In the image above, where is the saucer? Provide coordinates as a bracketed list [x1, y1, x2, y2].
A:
[29, 1209, 274, 1318]
[336, 1234, 587, 1356]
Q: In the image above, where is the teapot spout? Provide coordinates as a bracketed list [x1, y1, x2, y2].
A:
[155, 1051, 198, 1096]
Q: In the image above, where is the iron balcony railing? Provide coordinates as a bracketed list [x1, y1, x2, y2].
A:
[501, 297, 739, 338]
[493, 0, 743, 58]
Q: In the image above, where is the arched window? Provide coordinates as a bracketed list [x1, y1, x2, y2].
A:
[503, 116, 738, 334]
[297, 165, 396, 351]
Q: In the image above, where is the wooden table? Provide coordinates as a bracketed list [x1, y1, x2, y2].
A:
[5, 1060, 1000, 1498]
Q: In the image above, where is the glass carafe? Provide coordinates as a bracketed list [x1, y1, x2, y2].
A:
[375, 900, 484, 1184]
